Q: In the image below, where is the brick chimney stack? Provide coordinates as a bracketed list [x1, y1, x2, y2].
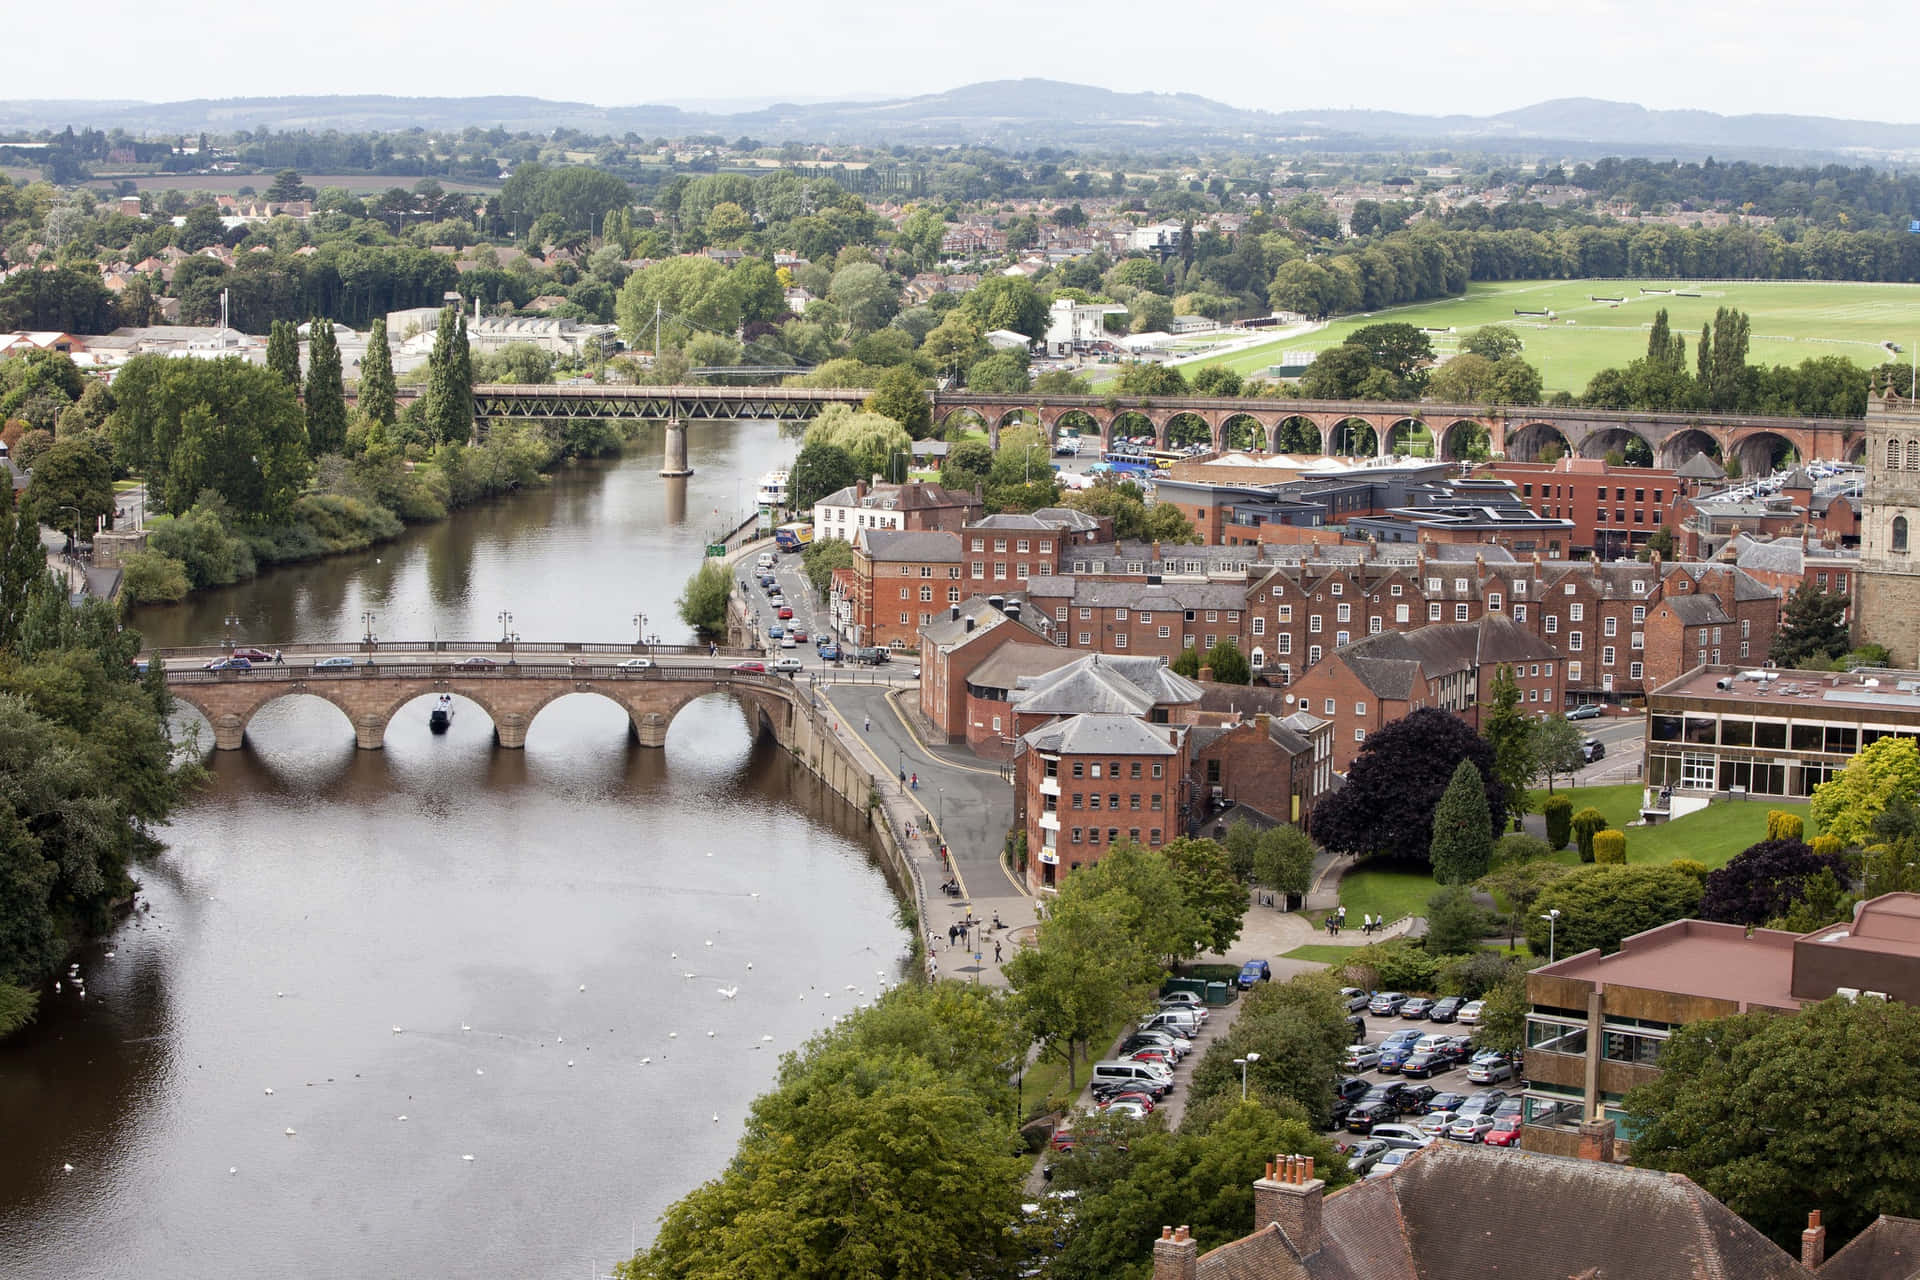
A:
[1802, 1211, 1827, 1269]
[1252, 1154, 1325, 1257]
[1577, 1117, 1616, 1163]
[1152, 1225, 1198, 1280]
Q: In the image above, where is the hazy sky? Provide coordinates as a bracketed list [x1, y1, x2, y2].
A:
[9, 0, 1910, 123]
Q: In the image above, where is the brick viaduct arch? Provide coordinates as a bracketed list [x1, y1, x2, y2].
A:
[925, 393, 1856, 468]
[166, 668, 799, 752]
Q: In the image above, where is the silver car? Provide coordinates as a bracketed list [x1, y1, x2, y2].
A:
[1446, 1115, 1495, 1143]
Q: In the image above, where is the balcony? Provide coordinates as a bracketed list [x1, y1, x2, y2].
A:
[1040, 775, 1060, 797]
[1038, 811, 1060, 832]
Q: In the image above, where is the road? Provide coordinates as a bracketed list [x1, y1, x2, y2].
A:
[1563, 713, 1646, 787]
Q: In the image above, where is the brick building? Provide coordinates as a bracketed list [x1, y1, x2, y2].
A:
[1476, 457, 1709, 556]
[1014, 713, 1183, 891]
[845, 529, 964, 650]
[917, 597, 1065, 755]
[1007, 653, 1204, 742]
[1184, 711, 1332, 835]
[960, 514, 1068, 586]
[812, 479, 981, 544]
[1286, 615, 1563, 771]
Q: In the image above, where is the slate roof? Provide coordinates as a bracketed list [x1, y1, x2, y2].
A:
[1669, 562, 1777, 602]
[1329, 616, 1557, 700]
[1071, 579, 1247, 611]
[1031, 507, 1104, 532]
[1820, 1214, 1920, 1280]
[1021, 712, 1178, 756]
[920, 597, 1017, 648]
[1192, 1143, 1813, 1280]
[1011, 653, 1204, 717]
[1664, 594, 1733, 626]
[1677, 452, 1728, 479]
[1732, 534, 1807, 575]
[966, 644, 1078, 692]
[857, 528, 962, 562]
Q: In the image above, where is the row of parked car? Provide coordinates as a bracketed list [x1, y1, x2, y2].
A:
[1333, 1077, 1525, 1158]
[1054, 993, 1212, 1144]
[1359, 989, 1485, 1024]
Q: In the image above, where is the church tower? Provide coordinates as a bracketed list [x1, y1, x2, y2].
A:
[1855, 390, 1920, 666]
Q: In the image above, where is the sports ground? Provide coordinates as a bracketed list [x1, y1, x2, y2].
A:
[1190, 279, 1917, 395]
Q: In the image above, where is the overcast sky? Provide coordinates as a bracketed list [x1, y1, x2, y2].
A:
[9, 0, 1910, 123]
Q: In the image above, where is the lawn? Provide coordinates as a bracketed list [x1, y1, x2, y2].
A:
[1281, 943, 1371, 964]
[1324, 785, 1810, 924]
[1190, 279, 1912, 395]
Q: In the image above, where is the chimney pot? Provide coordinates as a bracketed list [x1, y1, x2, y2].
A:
[1253, 1153, 1325, 1256]
[1802, 1210, 1827, 1269]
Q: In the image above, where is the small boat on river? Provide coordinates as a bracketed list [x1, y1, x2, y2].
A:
[430, 695, 454, 734]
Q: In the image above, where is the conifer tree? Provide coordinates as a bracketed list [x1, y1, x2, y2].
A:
[359, 316, 396, 427]
[422, 306, 473, 446]
[303, 318, 347, 456]
[266, 319, 301, 389]
[1430, 758, 1495, 884]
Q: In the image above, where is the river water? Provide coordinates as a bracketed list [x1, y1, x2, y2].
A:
[0, 422, 910, 1280]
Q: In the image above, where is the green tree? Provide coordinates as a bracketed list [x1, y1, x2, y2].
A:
[23, 437, 113, 542]
[1312, 708, 1507, 863]
[1481, 664, 1535, 822]
[863, 365, 933, 440]
[1430, 758, 1495, 884]
[1343, 323, 1434, 397]
[1006, 891, 1156, 1089]
[828, 261, 900, 335]
[676, 559, 731, 635]
[1533, 714, 1586, 791]
[1626, 996, 1920, 1253]
[1424, 884, 1491, 954]
[1638, 524, 1677, 562]
[1527, 864, 1704, 956]
[1477, 857, 1570, 948]
[804, 404, 912, 482]
[302, 318, 347, 457]
[937, 440, 993, 493]
[1161, 836, 1248, 959]
[1543, 794, 1574, 849]
[1113, 362, 1187, 397]
[1461, 325, 1525, 362]
[798, 537, 853, 596]
[616, 255, 746, 346]
[1198, 638, 1250, 685]
[117, 548, 189, 603]
[789, 440, 860, 511]
[1183, 973, 1350, 1126]
[1769, 583, 1852, 667]
[1811, 737, 1920, 848]
[358, 317, 396, 427]
[264, 168, 307, 203]
[1475, 970, 1528, 1056]
[965, 351, 1031, 394]
[962, 276, 1048, 341]
[1252, 825, 1316, 900]
[420, 307, 474, 446]
[919, 312, 988, 381]
[265, 319, 300, 389]
[1591, 829, 1627, 863]
[1571, 806, 1608, 863]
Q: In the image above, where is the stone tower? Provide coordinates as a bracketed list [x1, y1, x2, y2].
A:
[1855, 391, 1920, 666]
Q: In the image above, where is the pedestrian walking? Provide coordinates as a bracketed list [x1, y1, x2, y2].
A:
[994, 939, 1003, 963]
[948, 923, 958, 945]
[1338, 905, 1347, 929]
[864, 715, 871, 732]
[910, 772, 918, 791]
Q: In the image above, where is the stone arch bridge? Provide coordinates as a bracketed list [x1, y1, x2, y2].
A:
[163, 655, 801, 752]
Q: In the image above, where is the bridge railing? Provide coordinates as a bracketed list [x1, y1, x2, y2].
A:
[144, 639, 755, 662]
[163, 660, 811, 688]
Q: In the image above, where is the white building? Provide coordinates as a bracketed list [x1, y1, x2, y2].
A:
[1128, 222, 1185, 254]
[1044, 298, 1128, 356]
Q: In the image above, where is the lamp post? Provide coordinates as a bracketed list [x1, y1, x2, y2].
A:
[57, 504, 83, 551]
[1234, 1050, 1261, 1101]
[223, 613, 241, 651]
[1540, 908, 1562, 963]
[634, 612, 647, 648]
[361, 611, 377, 646]
[498, 610, 513, 643]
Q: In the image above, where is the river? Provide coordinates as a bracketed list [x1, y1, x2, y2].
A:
[0, 421, 911, 1280]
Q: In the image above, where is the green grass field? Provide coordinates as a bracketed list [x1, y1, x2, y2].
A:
[1193, 279, 1915, 395]
[1323, 786, 1810, 925]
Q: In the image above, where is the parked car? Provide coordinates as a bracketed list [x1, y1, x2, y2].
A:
[817, 644, 843, 662]
[617, 657, 655, 670]
[1236, 959, 1272, 989]
[1483, 1115, 1523, 1148]
[780, 635, 797, 649]
[231, 646, 277, 662]
[1429, 996, 1465, 1023]
[767, 625, 785, 639]
[1337, 987, 1371, 1013]
[1341, 1138, 1391, 1175]
[1446, 1115, 1497, 1143]
[1455, 1090, 1509, 1118]
[855, 646, 891, 665]
[1139, 1010, 1199, 1038]
[1398, 1049, 1456, 1080]
[203, 656, 253, 671]
[1098, 1099, 1153, 1120]
[1456, 1000, 1486, 1026]
[314, 655, 356, 669]
[1366, 1124, 1434, 1152]
[1581, 738, 1606, 763]
[1157, 991, 1208, 1013]
[1368, 991, 1408, 1016]
[1393, 1084, 1438, 1115]
[1417, 1110, 1457, 1138]
[1368, 1148, 1414, 1179]
[1466, 1053, 1517, 1085]
[1567, 703, 1602, 720]
[731, 661, 766, 673]
[1126, 1048, 1176, 1067]
[1400, 997, 1436, 1020]
[1378, 1040, 1427, 1075]
[1345, 1100, 1401, 1134]
[771, 657, 804, 673]
[1426, 1090, 1471, 1115]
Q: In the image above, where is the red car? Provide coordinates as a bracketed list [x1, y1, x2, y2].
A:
[1127, 1048, 1175, 1067]
[1484, 1116, 1523, 1148]
[231, 647, 277, 662]
[789, 628, 808, 643]
[777, 606, 794, 620]
[732, 661, 766, 673]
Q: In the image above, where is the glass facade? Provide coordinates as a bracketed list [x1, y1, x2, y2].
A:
[1647, 707, 1920, 798]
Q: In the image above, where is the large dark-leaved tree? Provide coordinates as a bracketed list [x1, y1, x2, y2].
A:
[1769, 583, 1851, 667]
[1312, 708, 1506, 863]
[1699, 838, 1850, 926]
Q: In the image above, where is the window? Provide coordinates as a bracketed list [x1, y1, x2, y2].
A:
[1087, 793, 1101, 810]
[899, 612, 909, 624]
[1512, 604, 1527, 622]
[1113, 634, 1128, 649]
[1309, 614, 1323, 633]
[1070, 793, 1082, 809]
[1545, 615, 1558, 634]
[1370, 616, 1383, 634]
[1354, 701, 1367, 717]
[1603, 616, 1617, 637]
[1336, 631, 1349, 645]
[1569, 602, 1584, 622]
[1089, 764, 1102, 778]
[1115, 608, 1128, 621]
[1140, 612, 1153, 624]
[1568, 631, 1583, 652]
[919, 586, 933, 602]
[1632, 605, 1646, 623]
[1324, 698, 1337, 715]
[993, 564, 1007, 580]
[1077, 632, 1091, 645]
[1016, 539, 1030, 553]
[1568, 661, 1582, 681]
[1455, 603, 1470, 621]
[1079, 608, 1092, 620]
[1308, 645, 1322, 665]
[1428, 602, 1443, 621]
[1205, 634, 1217, 648]
[948, 587, 960, 603]
[1427, 577, 1442, 593]
[1355, 728, 1367, 742]
[1514, 580, 1527, 596]
[1278, 605, 1293, 623]
[1252, 616, 1266, 636]
[1072, 762, 1084, 777]
[1630, 661, 1644, 679]
[993, 539, 1007, 552]
[1395, 603, 1409, 623]
[1391, 584, 1403, 596]
[1336, 603, 1351, 623]
[920, 566, 932, 578]
[1896, 516, 1910, 554]
[1129, 794, 1141, 810]
[1488, 592, 1503, 611]
[1564, 583, 1577, 595]
[971, 561, 985, 579]
[1889, 438, 1901, 470]
[1455, 578, 1469, 593]
[1602, 646, 1616, 665]
[1631, 631, 1645, 650]
[1331, 582, 1343, 596]
[1277, 634, 1292, 655]
[1158, 626, 1171, 639]
[1070, 827, 1082, 844]
[1631, 579, 1647, 595]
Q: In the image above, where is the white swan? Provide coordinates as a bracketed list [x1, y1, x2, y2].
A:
[717, 986, 738, 1000]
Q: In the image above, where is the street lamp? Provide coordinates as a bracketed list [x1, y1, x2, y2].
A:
[223, 613, 241, 651]
[1234, 1051, 1261, 1100]
[1540, 908, 1562, 963]
[634, 612, 647, 647]
[498, 610, 514, 643]
[361, 611, 377, 645]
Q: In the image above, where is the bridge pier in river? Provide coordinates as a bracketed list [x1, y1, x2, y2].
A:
[659, 418, 693, 477]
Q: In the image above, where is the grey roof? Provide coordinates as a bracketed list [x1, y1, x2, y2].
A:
[1012, 652, 1204, 717]
[1022, 712, 1178, 756]
[968, 513, 1055, 531]
[857, 528, 962, 562]
[1031, 507, 1104, 532]
[1329, 616, 1555, 700]
[1669, 561, 1777, 602]
[1819, 1214, 1920, 1280]
[966, 644, 1078, 692]
[1732, 535, 1807, 575]
[1780, 465, 1816, 488]
[1665, 594, 1733, 626]
[920, 597, 1018, 648]
[1072, 579, 1247, 611]
[1677, 452, 1727, 479]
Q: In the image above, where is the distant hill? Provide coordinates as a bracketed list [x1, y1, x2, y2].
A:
[3, 81, 1917, 163]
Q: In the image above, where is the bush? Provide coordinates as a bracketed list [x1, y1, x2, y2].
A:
[145, 501, 257, 588]
[1437, 951, 1520, 999]
[1423, 885, 1492, 956]
[1811, 834, 1844, 859]
[1701, 838, 1850, 926]
[117, 548, 189, 604]
[1494, 832, 1553, 866]
[1342, 940, 1444, 992]
[677, 559, 731, 634]
[1766, 810, 1805, 842]
[1543, 794, 1573, 850]
[1571, 807, 1608, 863]
[1592, 830, 1627, 864]
[1669, 858, 1710, 882]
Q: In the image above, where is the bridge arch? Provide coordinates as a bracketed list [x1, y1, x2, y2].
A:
[1657, 427, 1723, 470]
[1049, 409, 1102, 451]
[1438, 419, 1489, 461]
[1579, 425, 1656, 466]
[1845, 434, 1868, 465]
[1383, 417, 1432, 459]
[1272, 416, 1325, 454]
[1731, 429, 1798, 478]
[1221, 413, 1266, 452]
[1110, 411, 1155, 449]
[1328, 418, 1378, 458]
[1165, 412, 1211, 450]
[1507, 422, 1574, 462]
[934, 406, 990, 440]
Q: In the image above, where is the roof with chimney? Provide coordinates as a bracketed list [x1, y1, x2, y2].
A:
[1011, 652, 1204, 718]
[1662, 593, 1734, 626]
[965, 644, 1079, 692]
[1819, 1215, 1920, 1280]
[920, 596, 1047, 650]
[856, 528, 963, 562]
[1327, 616, 1558, 702]
[1180, 1143, 1813, 1280]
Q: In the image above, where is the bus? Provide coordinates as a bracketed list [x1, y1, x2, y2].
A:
[774, 522, 814, 553]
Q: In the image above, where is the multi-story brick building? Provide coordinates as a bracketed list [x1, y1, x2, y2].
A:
[812, 479, 981, 544]
[844, 529, 964, 650]
[1476, 457, 1708, 557]
[1286, 616, 1564, 771]
[959, 514, 1068, 587]
[917, 597, 1064, 754]
[1014, 713, 1183, 891]
[1007, 653, 1204, 742]
[1184, 710, 1333, 836]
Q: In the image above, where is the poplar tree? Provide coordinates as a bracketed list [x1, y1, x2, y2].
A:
[303, 317, 347, 456]
[359, 316, 396, 426]
[422, 306, 473, 446]
[265, 319, 301, 389]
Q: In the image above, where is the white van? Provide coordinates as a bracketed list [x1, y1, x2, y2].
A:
[756, 552, 776, 570]
[1091, 1058, 1174, 1095]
